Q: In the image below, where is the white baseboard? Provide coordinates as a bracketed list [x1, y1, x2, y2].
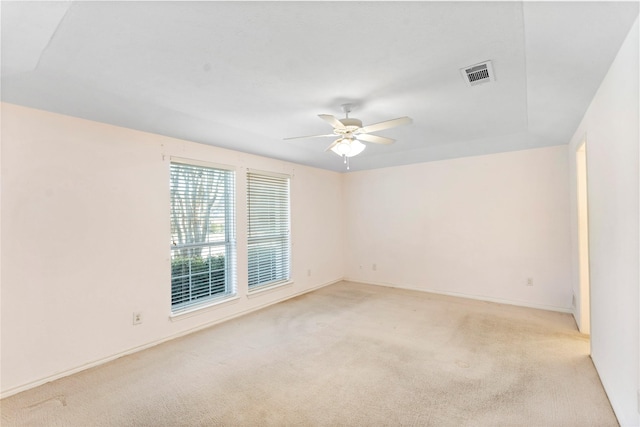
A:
[344, 278, 574, 314]
[0, 278, 342, 400]
[2, 277, 574, 399]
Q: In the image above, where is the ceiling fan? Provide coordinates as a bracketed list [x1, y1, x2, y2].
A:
[285, 104, 412, 168]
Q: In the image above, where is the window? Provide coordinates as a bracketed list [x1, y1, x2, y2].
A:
[247, 171, 290, 289]
[170, 161, 236, 311]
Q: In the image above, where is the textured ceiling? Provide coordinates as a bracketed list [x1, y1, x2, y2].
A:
[2, 1, 638, 172]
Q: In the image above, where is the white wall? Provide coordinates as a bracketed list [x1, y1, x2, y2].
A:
[343, 145, 572, 312]
[0, 103, 345, 397]
[567, 17, 639, 427]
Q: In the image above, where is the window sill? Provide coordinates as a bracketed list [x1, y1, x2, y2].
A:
[169, 294, 240, 321]
[246, 281, 293, 299]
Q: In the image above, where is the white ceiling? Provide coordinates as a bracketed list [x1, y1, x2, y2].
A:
[2, 1, 638, 172]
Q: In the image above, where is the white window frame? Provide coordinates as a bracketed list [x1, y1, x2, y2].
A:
[169, 158, 236, 313]
[247, 169, 291, 292]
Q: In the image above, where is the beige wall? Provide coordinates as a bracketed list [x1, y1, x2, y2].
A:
[343, 145, 572, 311]
[0, 103, 345, 396]
[567, 17, 639, 427]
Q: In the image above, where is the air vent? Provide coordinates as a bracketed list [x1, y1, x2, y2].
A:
[460, 60, 495, 87]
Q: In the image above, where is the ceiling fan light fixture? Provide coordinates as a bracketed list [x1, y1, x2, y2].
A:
[286, 105, 410, 168]
[348, 139, 366, 157]
[330, 138, 365, 158]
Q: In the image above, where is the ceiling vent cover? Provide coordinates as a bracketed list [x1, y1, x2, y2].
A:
[461, 60, 495, 87]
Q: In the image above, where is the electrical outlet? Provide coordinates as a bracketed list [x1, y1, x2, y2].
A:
[372, 263, 377, 271]
[133, 312, 143, 325]
[526, 278, 533, 286]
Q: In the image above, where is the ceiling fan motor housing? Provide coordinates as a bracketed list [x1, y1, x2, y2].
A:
[338, 118, 363, 133]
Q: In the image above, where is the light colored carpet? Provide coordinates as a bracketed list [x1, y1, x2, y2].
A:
[1, 281, 617, 426]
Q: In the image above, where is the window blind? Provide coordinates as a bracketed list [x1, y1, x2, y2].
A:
[247, 171, 290, 288]
[170, 161, 236, 310]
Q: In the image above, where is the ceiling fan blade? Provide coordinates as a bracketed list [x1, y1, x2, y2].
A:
[283, 133, 335, 141]
[325, 139, 341, 152]
[359, 116, 412, 134]
[356, 133, 395, 145]
[318, 114, 346, 129]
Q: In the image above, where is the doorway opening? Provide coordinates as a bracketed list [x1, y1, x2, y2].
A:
[576, 140, 591, 336]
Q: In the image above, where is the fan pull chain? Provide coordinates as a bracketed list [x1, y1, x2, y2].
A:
[346, 156, 350, 170]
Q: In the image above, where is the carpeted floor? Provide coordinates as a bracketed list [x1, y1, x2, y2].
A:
[1, 281, 617, 426]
